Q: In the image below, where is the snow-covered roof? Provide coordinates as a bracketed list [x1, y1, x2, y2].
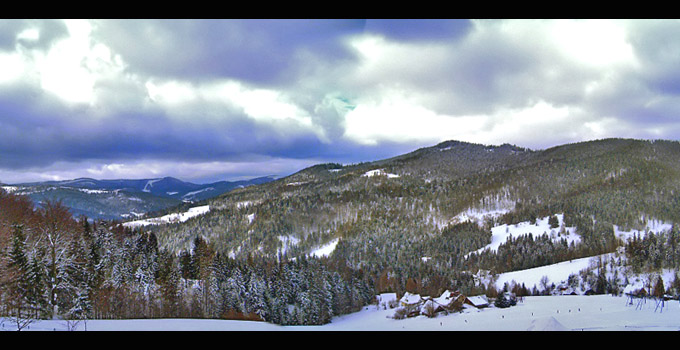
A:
[420, 299, 437, 313]
[466, 295, 489, 307]
[400, 292, 422, 305]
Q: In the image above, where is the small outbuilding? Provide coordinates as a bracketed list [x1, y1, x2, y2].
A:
[376, 292, 398, 310]
[465, 295, 490, 309]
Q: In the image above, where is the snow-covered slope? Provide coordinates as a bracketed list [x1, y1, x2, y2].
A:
[492, 254, 610, 291]
[466, 214, 579, 258]
[310, 238, 340, 258]
[613, 219, 673, 241]
[123, 205, 210, 227]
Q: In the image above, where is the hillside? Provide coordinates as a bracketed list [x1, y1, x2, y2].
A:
[3, 137, 680, 327]
[147, 138, 680, 295]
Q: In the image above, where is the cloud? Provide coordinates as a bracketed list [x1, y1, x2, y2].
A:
[363, 19, 472, 41]
[2, 19, 680, 183]
[0, 157, 324, 184]
[0, 19, 69, 51]
[89, 19, 365, 86]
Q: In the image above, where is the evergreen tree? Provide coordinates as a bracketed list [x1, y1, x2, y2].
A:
[5, 225, 35, 330]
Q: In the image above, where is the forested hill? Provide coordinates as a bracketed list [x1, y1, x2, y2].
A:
[3, 137, 680, 325]
[148, 138, 680, 282]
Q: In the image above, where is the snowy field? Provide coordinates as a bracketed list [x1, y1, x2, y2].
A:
[3, 295, 678, 331]
[466, 214, 579, 258]
[493, 254, 610, 291]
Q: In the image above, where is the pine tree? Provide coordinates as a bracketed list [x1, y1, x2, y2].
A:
[26, 254, 49, 318]
[5, 225, 35, 330]
[652, 276, 665, 298]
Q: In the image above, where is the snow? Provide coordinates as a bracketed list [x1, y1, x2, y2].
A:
[526, 316, 568, 331]
[182, 187, 214, 199]
[400, 292, 422, 306]
[613, 219, 673, 241]
[1, 186, 18, 193]
[466, 295, 489, 307]
[122, 205, 210, 227]
[76, 188, 109, 194]
[277, 235, 300, 255]
[167, 191, 179, 195]
[449, 192, 515, 227]
[493, 254, 609, 291]
[376, 293, 398, 309]
[452, 207, 512, 227]
[246, 213, 255, 224]
[142, 178, 162, 193]
[432, 290, 455, 306]
[278, 235, 300, 246]
[3, 295, 679, 331]
[310, 238, 340, 258]
[466, 214, 579, 258]
[362, 169, 400, 178]
[236, 201, 252, 209]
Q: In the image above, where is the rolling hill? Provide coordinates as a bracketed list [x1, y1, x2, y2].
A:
[3, 176, 275, 220]
[146, 138, 680, 296]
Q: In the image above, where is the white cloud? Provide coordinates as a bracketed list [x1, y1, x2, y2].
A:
[16, 27, 39, 42]
[0, 19, 128, 106]
[0, 51, 26, 84]
[145, 78, 329, 141]
[547, 19, 637, 68]
[342, 93, 581, 149]
[342, 90, 484, 145]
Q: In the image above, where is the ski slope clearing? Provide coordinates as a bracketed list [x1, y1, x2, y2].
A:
[492, 254, 610, 291]
[310, 238, 340, 258]
[4, 295, 678, 331]
[466, 214, 579, 258]
[122, 205, 210, 228]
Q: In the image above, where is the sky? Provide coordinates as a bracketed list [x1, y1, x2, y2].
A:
[1, 19, 679, 184]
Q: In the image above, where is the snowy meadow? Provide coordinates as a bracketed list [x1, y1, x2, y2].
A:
[2, 294, 678, 331]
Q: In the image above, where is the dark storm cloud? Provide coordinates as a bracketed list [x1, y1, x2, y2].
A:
[90, 19, 366, 86]
[0, 82, 335, 172]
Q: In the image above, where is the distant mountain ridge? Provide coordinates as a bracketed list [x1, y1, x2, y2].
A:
[4, 175, 276, 220]
[148, 138, 680, 264]
[15, 176, 276, 201]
